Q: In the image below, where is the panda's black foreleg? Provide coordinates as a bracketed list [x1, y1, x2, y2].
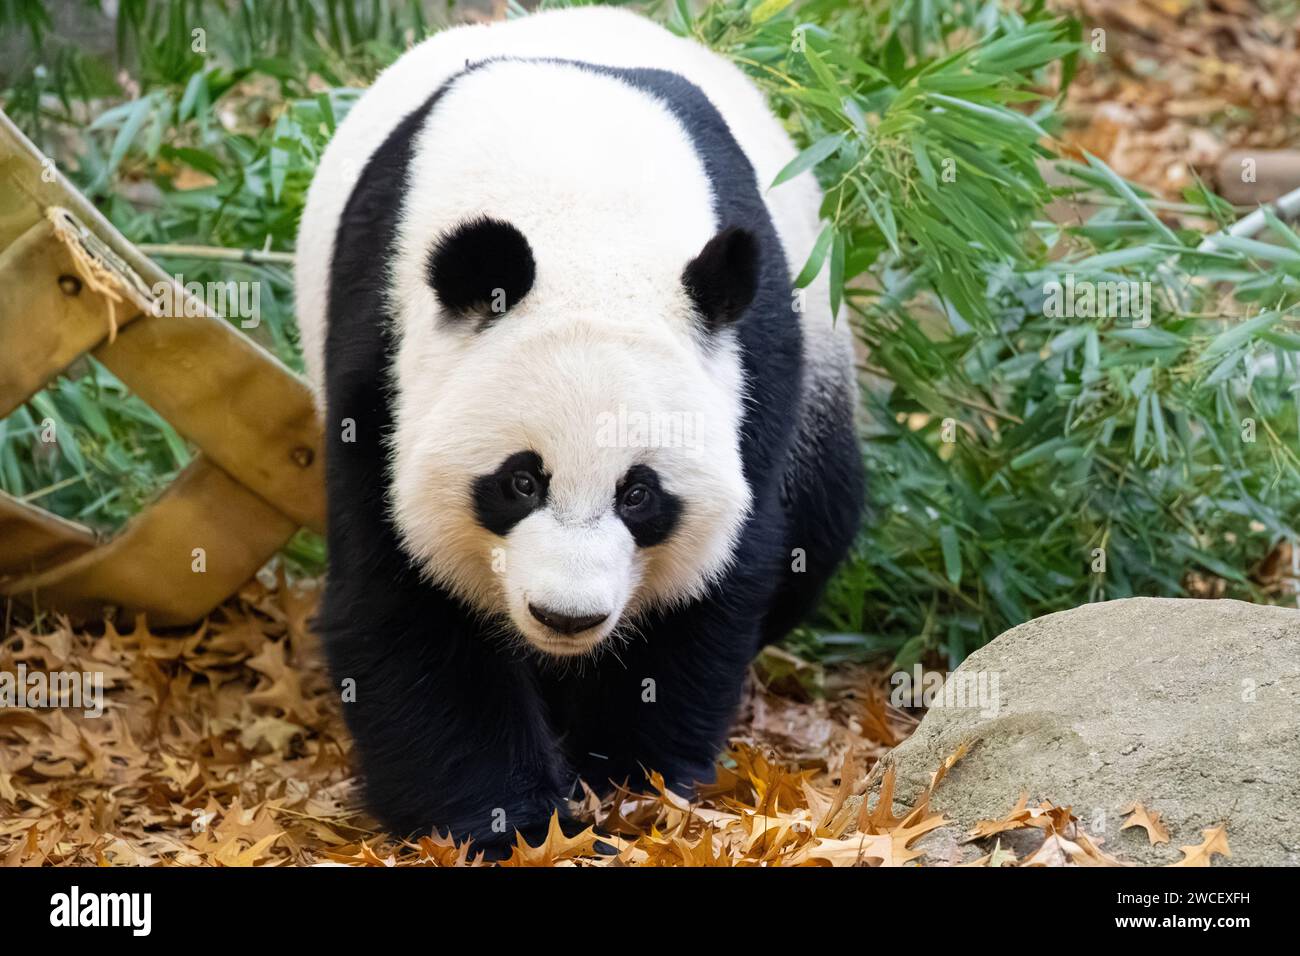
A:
[543, 599, 764, 798]
[318, 582, 575, 858]
[541, 497, 792, 797]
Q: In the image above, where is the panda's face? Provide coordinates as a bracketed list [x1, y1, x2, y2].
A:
[388, 218, 758, 657]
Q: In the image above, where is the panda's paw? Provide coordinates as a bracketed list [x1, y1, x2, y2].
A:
[557, 814, 620, 855]
[471, 835, 521, 864]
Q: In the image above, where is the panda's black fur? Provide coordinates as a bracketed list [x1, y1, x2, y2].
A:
[319, 59, 864, 853]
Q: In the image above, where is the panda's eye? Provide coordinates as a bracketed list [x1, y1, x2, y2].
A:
[511, 472, 538, 498]
[620, 484, 652, 512]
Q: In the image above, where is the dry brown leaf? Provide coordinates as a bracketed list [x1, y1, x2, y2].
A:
[1169, 826, 1231, 867]
[966, 793, 1032, 840]
[498, 812, 606, 867]
[5, 575, 1225, 868]
[1120, 803, 1171, 845]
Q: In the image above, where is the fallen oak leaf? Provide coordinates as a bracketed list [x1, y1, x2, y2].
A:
[411, 831, 480, 867]
[1021, 832, 1083, 867]
[1071, 830, 1130, 868]
[801, 806, 948, 866]
[340, 842, 397, 867]
[890, 810, 951, 864]
[859, 739, 970, 838]
[924, 739, 973, 799]
[799, 778, 837, 834]
[498, 812, 606, 867]
[965, 796, 1073, 842]
[245, 639, 319, 723]
[669, 832, 731, 867]
[1120, 802, 1171, 845]
[857, 763, 907, 833]
[217, 830, 284, 867]
[852, 683, 903, 747]
[737, 803, 812, 860]
[819, 748, 865, 834]
[1168, 826, 1231, 867]
[801, 831, 896, 866]
[966, 793, 1032, 841]
[837, 748, 969, 865]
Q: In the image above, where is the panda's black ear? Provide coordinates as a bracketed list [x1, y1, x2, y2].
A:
[682, 226, 759, 332]
[426, 216, 535, 321]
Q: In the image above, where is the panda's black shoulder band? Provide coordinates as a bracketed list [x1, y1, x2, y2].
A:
[426, 216, 535, 323]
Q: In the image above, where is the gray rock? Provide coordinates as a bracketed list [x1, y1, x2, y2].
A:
[867, 598, 1300, 866]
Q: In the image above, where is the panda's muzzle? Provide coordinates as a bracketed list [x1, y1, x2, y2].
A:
[527, 603, 609, 635]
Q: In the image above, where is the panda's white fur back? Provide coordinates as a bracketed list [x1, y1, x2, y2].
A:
[294, 5, 851, 410]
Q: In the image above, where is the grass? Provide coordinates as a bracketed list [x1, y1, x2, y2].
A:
[2, 0, 1298, 665]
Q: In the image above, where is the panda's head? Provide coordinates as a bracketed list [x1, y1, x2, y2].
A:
[388, 215, 758, 657]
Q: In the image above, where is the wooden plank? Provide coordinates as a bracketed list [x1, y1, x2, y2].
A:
[0, 221, 117, 418]
[0, 111, 196, 305]
[93, 290, 326, 534]
[0, 491, 97, 579]
[1, 455, 297, 625]
[0, 107, 326, 623]
[0, 109, 325, 536]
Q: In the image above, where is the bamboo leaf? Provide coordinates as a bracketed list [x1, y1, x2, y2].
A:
[771, 132, 848, 188]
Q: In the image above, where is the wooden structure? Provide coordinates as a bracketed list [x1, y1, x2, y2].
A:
[0, 109, 325, 625]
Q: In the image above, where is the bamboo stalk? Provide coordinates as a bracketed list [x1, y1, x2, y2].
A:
[137, 243, 294, 266]
[1198, 185, 1300, 251]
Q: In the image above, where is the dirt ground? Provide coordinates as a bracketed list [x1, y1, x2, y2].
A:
[1062, 0, 1300, 202]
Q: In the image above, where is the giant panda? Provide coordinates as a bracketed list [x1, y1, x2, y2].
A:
[294, 5, 864, 853]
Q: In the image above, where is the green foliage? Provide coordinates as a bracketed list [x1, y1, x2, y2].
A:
[2, 0, 1297, 661]
[0, 0, 425, 567]
[0, 357, 190, 531]
[689, 0, 1071, 327]
[682, 0, 1300, 662]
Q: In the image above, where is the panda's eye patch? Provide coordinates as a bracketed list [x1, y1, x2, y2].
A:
[615, 465, 681, 548]
[472, 451, 548, 536]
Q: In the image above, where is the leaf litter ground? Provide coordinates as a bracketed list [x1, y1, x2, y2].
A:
[0, 575, 1228, 867]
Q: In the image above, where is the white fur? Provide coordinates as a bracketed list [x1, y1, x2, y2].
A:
[294, 8, 854, 655]
[296, 6, 851, 403]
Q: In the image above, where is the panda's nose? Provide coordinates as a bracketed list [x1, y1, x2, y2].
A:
[528, 603, 609, 635]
